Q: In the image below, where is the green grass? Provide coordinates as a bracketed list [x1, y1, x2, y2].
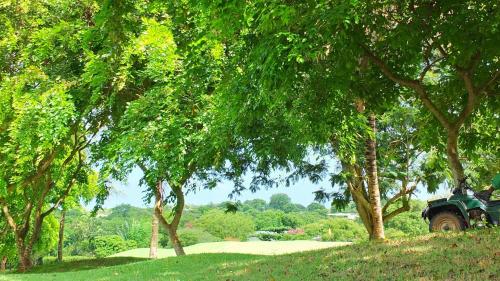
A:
[111, 240, 350, 258]
[2, 228, 499, 281]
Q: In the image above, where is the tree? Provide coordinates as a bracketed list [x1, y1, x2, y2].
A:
[149, 205, 160, 259]
[269, 194, 292, 211]
[203, 0, 497, 239]
[242, 199, 268, 212]
[307, 203, 327, 214]
[0, 0, 114, 270]
[202, 0, 393, 239]
[348, 1, 499, 185]
[56, 171, 98, 262]
[93, 1, 240, 256]
[0, 68, 97, 270]
[194, 210, 255, 240]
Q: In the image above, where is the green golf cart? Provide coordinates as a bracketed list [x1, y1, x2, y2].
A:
[422, 174, 500, 232]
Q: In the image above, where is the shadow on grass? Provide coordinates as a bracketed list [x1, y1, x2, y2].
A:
[24, 257, 148, 274]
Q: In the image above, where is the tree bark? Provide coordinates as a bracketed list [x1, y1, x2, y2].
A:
[154, 181, 186, 256]
[1, 256, 6, 271]
[364, 113, 385, 240]
[446, 129, 465, 186]
[351, 189, 373, 238]
[17, 249, 32, 272]
[149, 200, 160, 259]
[57, 209, 66, 263]
[167, 227, 185, 256]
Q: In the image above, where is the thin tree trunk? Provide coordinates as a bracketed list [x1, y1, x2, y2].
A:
[446, 130, 465, 186]
[364, 113, 385, 240]
[149, 202, 159, 259]
[167, 227, 185, 256]
[57, 209, 66, 262]
[1, 256, 6, 271]
[154, 181, 186, 256]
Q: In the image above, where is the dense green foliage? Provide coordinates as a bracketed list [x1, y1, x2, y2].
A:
[92, 235, 136, 258]
[194, 210, 255, 241]
[0, 0, 497, 274]
[36, 196, 428, 262]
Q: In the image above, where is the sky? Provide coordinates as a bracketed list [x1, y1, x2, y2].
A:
[95, 167, 449, 209]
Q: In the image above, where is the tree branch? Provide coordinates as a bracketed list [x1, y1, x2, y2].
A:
[382, 184, 417, 215]
[478, 70, 500, 96]
[170, 184, 185, 229]
[361, 45, 452, 130]
[383, 205, 410, 223]
[361, 45, 420, 89]
[1, 204, 17, 232]
[41, 155, 83, 219]
[419, 57, 444, 81]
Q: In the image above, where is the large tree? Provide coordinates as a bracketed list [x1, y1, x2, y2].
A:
[200, 0, 493, 239]
[93, 0, 242, 256]
[0, 0, 132, 270]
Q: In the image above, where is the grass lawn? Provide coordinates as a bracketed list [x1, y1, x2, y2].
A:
[111, 240, 350, 258]
[1, 228, 499, 281]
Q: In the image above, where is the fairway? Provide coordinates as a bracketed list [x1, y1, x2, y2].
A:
[111, 240, 351, 258]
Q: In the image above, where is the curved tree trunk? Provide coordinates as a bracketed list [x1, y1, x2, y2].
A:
[446, 130, 465, 186]
[1, 256, 6, 272]
[57, 209, 66, 263]
[364, 113, 385, 240]
[167, 227, 185, 256]
[154, 181, 186, 256]
[149, 202, 159, 259]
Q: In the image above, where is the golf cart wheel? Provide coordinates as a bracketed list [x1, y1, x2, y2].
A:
[429, 211, 465, 232]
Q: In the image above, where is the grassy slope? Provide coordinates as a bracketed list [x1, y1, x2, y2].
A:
[2, 228, 499, 281]
[111, 241, 350, 258]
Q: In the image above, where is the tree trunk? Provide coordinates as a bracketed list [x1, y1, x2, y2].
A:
[446, 129, 465, 186]
[154, 181, 186, 256]
[17, 249, 32, 272]
[57, 209, 66, 263]
[149, 202, 160, 259]
[1, 256, 6, 272]
[167, 227, 185, 256]
[364, 113, 385, 240]
[352, 192, 373, 238]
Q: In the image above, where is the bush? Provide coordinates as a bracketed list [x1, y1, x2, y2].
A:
[255, 210, 285, 230]
[282, 233, 309, 241]
[92, 235, 135, 258]
[255, 210, 312, 231]
[304, 218, 366, 242]
[178, 228, 222, 247]
[195, 210, 255, 240]
[256, 232, 283, 241]
[384, 211, 428, 237]
[384, 228, 407, 239]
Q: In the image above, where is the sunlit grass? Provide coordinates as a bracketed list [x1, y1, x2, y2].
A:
[111, 240, 349, 258]
[1, 228, 498, 281]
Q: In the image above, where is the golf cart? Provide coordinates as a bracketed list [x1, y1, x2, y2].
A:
[422, 174, 500, 232]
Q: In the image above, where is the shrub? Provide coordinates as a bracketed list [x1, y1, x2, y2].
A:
[255, 210, 285, 230]
[282, 233, 309, 241]
[92, 235, 134, 258]
[178, 228, 221, 247]
[195, 210, 255, 240]
[256, 232, 283, 241]
[384, 228, 407, 239]
[304, 218, 366, 242]
[384, 211, 428, 237]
